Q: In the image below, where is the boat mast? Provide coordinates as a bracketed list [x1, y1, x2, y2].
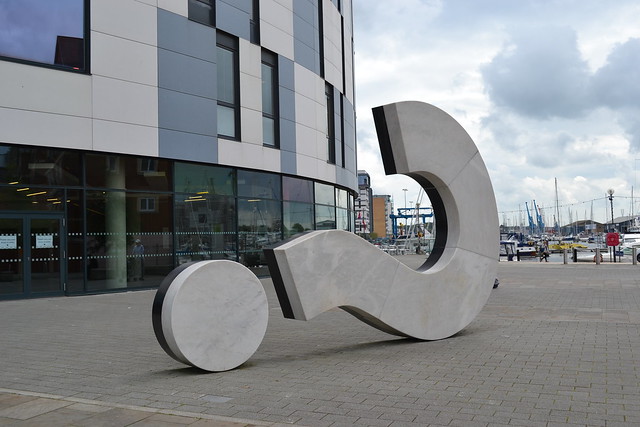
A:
[555, 178, 560, 235]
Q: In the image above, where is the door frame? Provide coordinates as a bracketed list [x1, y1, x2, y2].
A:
[0, 212, 66, 299]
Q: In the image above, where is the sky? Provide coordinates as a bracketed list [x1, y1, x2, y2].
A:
[352, 0, 640, 227]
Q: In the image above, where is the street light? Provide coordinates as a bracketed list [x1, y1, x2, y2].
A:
[402, 188, 408, 209]
[608, 188, 616, 262]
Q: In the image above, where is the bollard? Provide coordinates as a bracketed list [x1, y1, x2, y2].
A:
[573, 248, 578, 263]
[595, 248, 601, 265]
[563, 249, 568, 264]
[634, 248, 638, 266]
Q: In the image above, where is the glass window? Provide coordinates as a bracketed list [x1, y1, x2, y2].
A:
[85, 154, 172, 191]
[66, 189, 84, 294]
[336, 188, 348, 208]
[0, 145, 81, 186]
[217, 32, 239, 140]
[175, 194, 236, 265]
[238, 198, 282, 270]
[314, 182, 334, 206]
[315, 204, 336, 230]
[188, 0, 215, 27]
[250, 0, 260, 44]
[86, 190, 173, 292]
[283, 201, 313, 238]
[261, 49, 279, 147]
[174, 162, 234, 195]
[0, 0, 86, 72]
[217, 47, 235, 104]
[217, 105, 236, 137]
[336, 207, 349, 231]
[237, 170, 281, 200]
[325, 84, 335, 163]
[283, 176, 313, 203]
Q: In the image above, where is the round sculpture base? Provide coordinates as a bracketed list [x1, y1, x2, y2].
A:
[152, 260, 268, 372]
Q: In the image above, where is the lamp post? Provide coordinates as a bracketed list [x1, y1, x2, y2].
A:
[402, 188, 408, 209]
[608, 188, 616, 262]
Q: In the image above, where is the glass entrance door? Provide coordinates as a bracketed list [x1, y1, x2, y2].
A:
[0, 218, 24, 296]
[0, 215, 64, 298]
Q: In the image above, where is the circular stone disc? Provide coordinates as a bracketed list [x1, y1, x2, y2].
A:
[161, 260, 268, 372]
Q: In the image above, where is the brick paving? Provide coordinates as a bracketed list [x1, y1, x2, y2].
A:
[1, 258, 640, 426]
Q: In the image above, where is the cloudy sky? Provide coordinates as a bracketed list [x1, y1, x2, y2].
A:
[352, 0, 640, 227]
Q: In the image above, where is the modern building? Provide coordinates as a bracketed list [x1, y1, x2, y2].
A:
[0, 0, 357, 299]
[355, 170, 372, 236]
[372, 194, 392, 239]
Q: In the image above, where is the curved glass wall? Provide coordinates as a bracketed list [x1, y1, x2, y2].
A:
[0, 144, 355, 297]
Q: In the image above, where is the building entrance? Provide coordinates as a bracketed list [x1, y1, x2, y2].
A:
[0, 214, 65, 298]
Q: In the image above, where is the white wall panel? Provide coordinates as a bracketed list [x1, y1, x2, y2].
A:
[158, 0, 187, 16]
[294, 64, 320, 101]
[93, 119, 159, 156]
[295, 124, 318, 158]
[240, 39, 261, 79]
[93, 76, 158, 127]
[317, 157, 337, 182]
[295, 153, 318, 180]
[92, 0, 157, 46]
[260, 0, 294, 59]
[240, 107, 262, 146]
[92, 32, 158, 86]
[294, 93, 318, 130]
[217, 140, 280, 172]
[240, 73, 262, 112]
[0, 61, 91, 118]
[322, 0, 342, 90]
[0, 108, 92, 150]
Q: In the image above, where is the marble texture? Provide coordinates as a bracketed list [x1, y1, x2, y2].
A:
[152, 260, 268, 372]
[265, 101, 498, 340]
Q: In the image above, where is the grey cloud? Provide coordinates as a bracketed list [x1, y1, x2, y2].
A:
[481, 26, 592, 119]
[592, 38, 640, 109]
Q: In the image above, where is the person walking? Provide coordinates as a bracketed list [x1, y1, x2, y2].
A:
[131, 239, 145, 280]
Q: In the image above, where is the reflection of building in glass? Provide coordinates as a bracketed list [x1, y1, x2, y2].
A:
[54, 36, 84, 69]
[355, 170, 373, 236]
[0, 1, 357, 299]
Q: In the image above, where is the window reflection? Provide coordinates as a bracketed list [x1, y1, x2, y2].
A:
[175, 194, 236, 265]
[238, 198, 282, 270]
[283, 176, 313, 203]
[283, 201, 313, 238]
[238, 170, 281, 199]
[0, 0, 86, 71]
[0, 145, 81, 186]
[86, 154, 172, 191]
[86, 191, 173, 291]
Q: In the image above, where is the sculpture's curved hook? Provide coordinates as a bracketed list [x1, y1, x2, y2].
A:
[265, 101, 498, 340]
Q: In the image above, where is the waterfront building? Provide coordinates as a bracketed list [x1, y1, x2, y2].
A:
[355, 170, 372, 236]
[0, 0, 357, 299]
[372, 195, 393, 239]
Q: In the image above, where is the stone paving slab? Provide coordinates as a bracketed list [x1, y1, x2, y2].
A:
[1, 259, 640, 425]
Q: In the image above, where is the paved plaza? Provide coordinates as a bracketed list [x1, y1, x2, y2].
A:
[1, 258, 640, 426]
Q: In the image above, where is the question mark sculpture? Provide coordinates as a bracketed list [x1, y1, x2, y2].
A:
[265, 101, 498, 340]
[152, 101, 498, 371]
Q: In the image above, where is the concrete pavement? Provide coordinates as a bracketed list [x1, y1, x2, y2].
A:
[1, 258, 640, 426]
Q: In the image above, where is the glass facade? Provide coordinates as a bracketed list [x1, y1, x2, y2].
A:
[0, 144, 355, 298]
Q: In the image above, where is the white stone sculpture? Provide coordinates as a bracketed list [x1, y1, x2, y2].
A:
[152, 260, 268, 372]
[264, 101, 498, 340]
[152, 101, 498, 371]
